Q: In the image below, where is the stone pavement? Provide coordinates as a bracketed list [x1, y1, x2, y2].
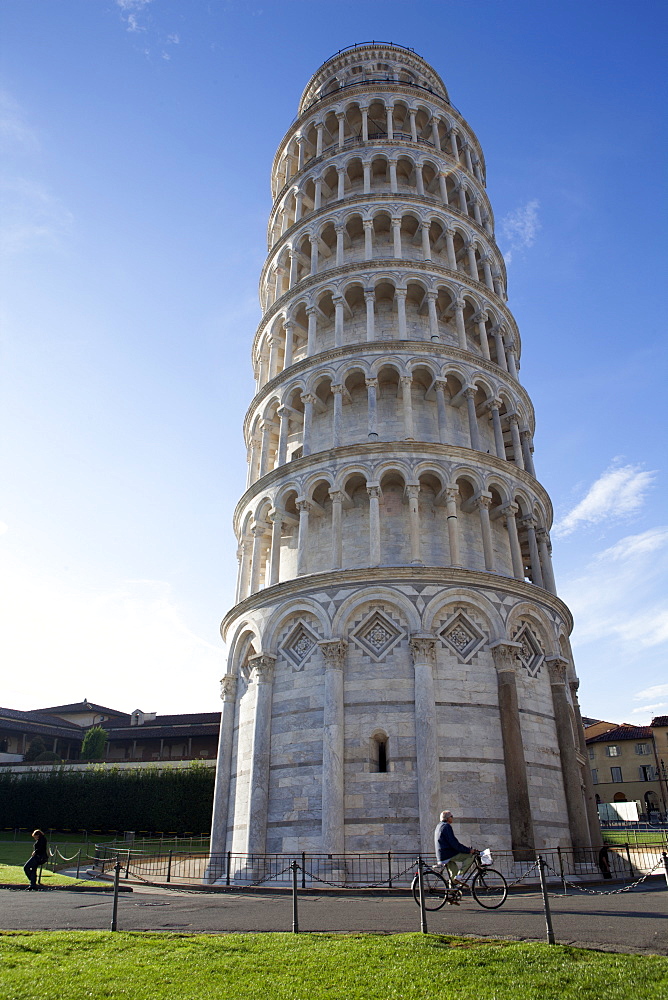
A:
[0, 881, 666, 955]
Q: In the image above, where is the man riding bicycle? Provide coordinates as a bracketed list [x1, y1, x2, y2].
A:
[434, 810, 476, 900]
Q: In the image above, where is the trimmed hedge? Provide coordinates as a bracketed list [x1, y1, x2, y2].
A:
[0, 765, 215, 833]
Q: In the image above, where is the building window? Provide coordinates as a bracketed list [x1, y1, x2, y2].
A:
[606, 746, 620, 757]
[610, 767, 623, 782]
[639, 765, 657, 781]
[635, 743, 651, 755]
[370, 731, 389, 773]
[588, 747, 594, 759]
[591, 768, 598, 784]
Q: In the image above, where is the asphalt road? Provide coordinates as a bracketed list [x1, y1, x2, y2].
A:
[0, 881, 666, 955]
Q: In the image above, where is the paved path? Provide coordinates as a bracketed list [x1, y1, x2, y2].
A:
[1, 881, 666, 955]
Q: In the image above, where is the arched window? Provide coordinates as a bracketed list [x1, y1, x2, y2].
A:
[371, 730, 389, 773]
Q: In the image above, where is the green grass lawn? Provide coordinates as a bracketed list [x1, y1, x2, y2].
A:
[0, 932, 665, 1000]
[0, 864, 108, 888]
[0, 832, 93, 868]
[602, 831, 668, 847]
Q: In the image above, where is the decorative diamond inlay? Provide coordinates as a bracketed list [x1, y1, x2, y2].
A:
[281, 621, 319, 670]
[351, 609, 404, 661]
[514, 624, 543, 676]
[439, 609, 486, 663]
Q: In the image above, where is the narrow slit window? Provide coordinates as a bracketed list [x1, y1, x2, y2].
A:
[377, 739, 387, 773]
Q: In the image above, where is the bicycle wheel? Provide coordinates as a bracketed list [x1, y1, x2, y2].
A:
[471, 868, 508, 908]
[411, 868, 448, 910]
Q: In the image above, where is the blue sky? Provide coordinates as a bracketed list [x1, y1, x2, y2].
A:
[1, 0, 666, 721]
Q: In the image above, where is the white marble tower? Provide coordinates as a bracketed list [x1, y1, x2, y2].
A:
[210, 43, 600, 861]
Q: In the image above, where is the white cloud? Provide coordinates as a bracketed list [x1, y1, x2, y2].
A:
[116, 0, 153, 33]
[553, 462, 656, 538]
[630, 703, 667, 716]
[500, 199, 540, 265]
[634, 683, 668, 702]
[0, 559, 223, 713]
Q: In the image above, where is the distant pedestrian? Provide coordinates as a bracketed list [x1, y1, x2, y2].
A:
[24, 829, 48, 890]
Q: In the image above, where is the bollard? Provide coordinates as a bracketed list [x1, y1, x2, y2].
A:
[662, 852, 668, 890]
[110, 858, 121, 932]
[76, 849, 81, 880]
[291, 860, 299, 933]
[417, 856, 428, 934]
[537, 855, 555, 945]
[301, 851, 306, 890]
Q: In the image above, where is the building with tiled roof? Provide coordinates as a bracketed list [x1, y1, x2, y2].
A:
[585, 719, 667, 820]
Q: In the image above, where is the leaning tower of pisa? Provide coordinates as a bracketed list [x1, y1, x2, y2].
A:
[211, 43, 600, 862]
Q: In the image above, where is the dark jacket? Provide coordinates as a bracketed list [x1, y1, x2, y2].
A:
[434, 821, 470, 862]
[32, 834, 48, 862]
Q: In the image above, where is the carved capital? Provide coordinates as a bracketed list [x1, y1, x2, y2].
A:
[318, 638, 348, 669]
[520, 515, 537, 530]
[546, 655, 569, 686]
[331, 383, 344, 395]
[400, 375, 412, 386]
[490, 640, 523, 675]
[366, 484, 381, 500]
[464, 385, 476, 399]
[405, 484, 420, 501]
[296, 499, 313, 515]
[249, 653, 276, 684]
[365, 377, 379, 389]
[409, 633, 437, 666]
[220, 674, 237, 702]
[251, 521, 268, 537]
[329, 489, 345, 504]
[300, 392, 316, 405]
[364, 288, 375, 301]
[433, 378, 447, 392]
[474, 493, 493, 511]
[268, 507, 285, 524]
[363, 220, 374, 230]
[445, 486, 460, 501]
[500, 502, 519, 518]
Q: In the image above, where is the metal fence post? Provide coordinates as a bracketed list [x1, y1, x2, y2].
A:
[76, 849, 81, 880]
[388, 850, 393, 889]
[302, 851, 306, 889]
[292, 859, 299, 933]
[110, 857, 121, 932]
[417, 856, 427, 934]
[625, 843, 633, 877]
[662, 852, 668, 889]
[556, 847, 567, 895]
[166, 850, 173, 883]
[226, 850, 231, 887]
[537, 855, 555, 945]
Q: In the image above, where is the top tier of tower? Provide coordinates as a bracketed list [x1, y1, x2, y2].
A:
[299, 43, 449, 113]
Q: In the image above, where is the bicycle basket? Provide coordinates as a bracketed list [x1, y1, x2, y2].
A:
[479, 849, 493, 866]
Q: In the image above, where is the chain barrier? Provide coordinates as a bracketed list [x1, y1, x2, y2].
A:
[299, 859, 417, 889]
[503, 860, 542, 888]
[543, 857, 665, 896]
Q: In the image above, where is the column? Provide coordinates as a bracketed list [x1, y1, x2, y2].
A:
[472, 199, 482, 226]
[268, 335, 279, 379]
[363, 160, 371, 193]
[569, 677, 603, 849]
[465, 387, 480, 450]
[337, 166, 345, 200]
[475, 313, 491, 359]
[283, 320, 294, 369]
[438, 171, 449, 206]
[409, 635, 443, 855]
[537, 528, 557, 596]
[385, 105, 393, 140]
[474, 493, 494, 571]
[246, 654, 276, 857]
[502, 503, 524, 580]
[506, 342, 519, 379]
[306, 306, 317, 356]
[389, 158, 398, 193]
[431, 116, 442, 150]
[316, 122, 324, 156]
[395, 288, 408, 338]
[547, 657, 592, 849]
[297, 136, 305, 170]
[521, 515, 544, 588]
[209, 675, 238, 865]
[449, 128, 459, 162]
[364, 289, 375, 340]
[301, 393, 315, 455]
[336, 111, 345, 148]
[491, 641, 535, 860]
[445, 486, 462, 567]
[464, 143, 473, 173]
[361, 107, 369, 141]
[489, 400, 506, 459]
[400, 374, 414, 439]
[466, 242, 478, 281]
[434, 379, 448, 442]
[445, 228, 457, 270]
[314, 176, 322, 210]
[427, 291, 439, 340]
[458, 185, 469, 216]
[319, 639, 347, 854]
[492, 327, 508, 371]
[329, 490, 344, 569]
[481, 256, 494, 291]
[235, 540, 251, 603]
[333, 294, 345, 348]
[392, 216, 402, 258]
[249, 521, 267, 594]
[296, 499, 312, 575]
[288, 250, 298, 288]
[409, 108, 418, 143]
[268, 509, 283, 585]
[258, 418, 273, 477]
[508, 414, 524, 469]
[406, 484, 421, 564]
[367, 484, 381, 566]
[520, 428, 536, 477]
[333, 225, 343, 267]
[294, 190, 303, 222]
[363, 219, 373, 259]
[415, 165, 425, 196]
[277, 406, 289, 465]
[309, 235, 319, 275]
[454, 299, 467, 349]
[331, 383, 344, 446]
[421, 222, 431, 261]
[366, 378, 378, 439]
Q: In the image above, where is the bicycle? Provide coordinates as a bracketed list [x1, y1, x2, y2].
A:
[411, 851, 508, 910]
